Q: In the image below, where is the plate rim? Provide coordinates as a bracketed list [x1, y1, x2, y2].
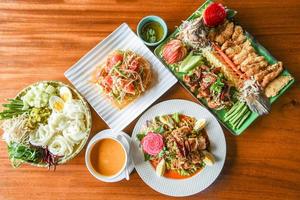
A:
[131, 99, 226, 197]
[64, 23, 177, 133]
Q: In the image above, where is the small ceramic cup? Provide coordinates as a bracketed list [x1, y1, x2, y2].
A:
[85, 133, 130, 182]
[137, 15, 168, 46]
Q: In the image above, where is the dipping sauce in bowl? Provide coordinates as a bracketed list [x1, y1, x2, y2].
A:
[137, 15, 168, 46]
[90, 138, 126, 177]
[141, 21, 164, 44]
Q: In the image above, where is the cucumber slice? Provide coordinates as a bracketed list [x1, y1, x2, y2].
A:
[179, 52, 203, 73]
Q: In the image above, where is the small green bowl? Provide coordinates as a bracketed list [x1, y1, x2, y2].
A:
[137, 15, 168, 47]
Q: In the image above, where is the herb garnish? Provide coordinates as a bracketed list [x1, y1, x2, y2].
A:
[146, 28, 157, 43]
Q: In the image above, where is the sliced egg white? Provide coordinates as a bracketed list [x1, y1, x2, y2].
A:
[59, 86, 72, 102]
[49, 96, 65, 112]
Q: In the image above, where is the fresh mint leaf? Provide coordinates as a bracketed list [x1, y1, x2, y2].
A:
[136, 133, 146, 141]
[144, 153, 151, 161]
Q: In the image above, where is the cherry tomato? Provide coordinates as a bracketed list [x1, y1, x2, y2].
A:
[124, 82, 135, 94]
[104, 75, 113, 86]
[107, 53, 123, 68]
[129, 60, 139, 71]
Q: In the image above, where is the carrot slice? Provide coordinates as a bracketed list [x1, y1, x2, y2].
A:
[212, 43, 245, 77]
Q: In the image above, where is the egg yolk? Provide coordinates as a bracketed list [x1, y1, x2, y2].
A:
[54, 102, 64, 112]
[61, 94, 69, 102]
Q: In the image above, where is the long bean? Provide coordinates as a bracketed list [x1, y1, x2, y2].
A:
[3, 105, 23, 109]
[224, 102, 244, 122]
[224, 100, 252, 130]
[229, 105, 248, 125]
[0, 98, 28, 120]
[235, 111, 251, 130]
[224, 102, 240, 118]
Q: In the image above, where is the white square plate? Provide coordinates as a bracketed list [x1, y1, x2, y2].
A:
[64, 23, 177, 132]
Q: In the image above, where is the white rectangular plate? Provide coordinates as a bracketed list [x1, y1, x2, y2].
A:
[64, 23, 177, 132]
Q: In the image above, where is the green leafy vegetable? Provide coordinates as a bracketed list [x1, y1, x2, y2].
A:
[136, 133, 146, 141]
[8, 142, 43, 167]
[226, 8, 237, 19]
[144, 153, 151, 161]
[210, 75, 225, 94]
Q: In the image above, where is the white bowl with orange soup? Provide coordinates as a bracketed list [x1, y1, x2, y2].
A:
[85, 129, 133, 182]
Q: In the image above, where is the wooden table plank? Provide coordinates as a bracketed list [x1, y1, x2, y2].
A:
[0, 0, 299, 199]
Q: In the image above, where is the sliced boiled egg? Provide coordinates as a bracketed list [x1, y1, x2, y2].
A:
[59, 86, 72, 102]
[49, 96, 65, 112]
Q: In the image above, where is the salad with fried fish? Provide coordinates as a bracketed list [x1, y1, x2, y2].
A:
[136, 113, 215, 178]
[0, 81, 91, 169]
[94, 50, 152, 109]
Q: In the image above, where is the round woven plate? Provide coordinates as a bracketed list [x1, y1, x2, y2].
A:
[14, 80, 92, 167]
[131, 99, 226, 197]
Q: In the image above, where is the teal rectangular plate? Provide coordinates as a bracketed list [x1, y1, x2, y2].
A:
[154, 0, 295, 135]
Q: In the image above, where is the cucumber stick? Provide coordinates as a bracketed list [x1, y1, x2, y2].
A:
[179, 52, 203, 73]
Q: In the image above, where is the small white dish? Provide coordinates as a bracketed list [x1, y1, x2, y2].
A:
[85, 129, 134, 182]
[64, 23, 177, 133]
[131, 99, 226, 196]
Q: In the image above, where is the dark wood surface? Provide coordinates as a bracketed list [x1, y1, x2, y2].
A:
[0, 0, 299, 199]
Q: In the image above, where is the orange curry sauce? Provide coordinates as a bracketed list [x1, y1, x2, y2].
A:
[150, 160, 202, 179]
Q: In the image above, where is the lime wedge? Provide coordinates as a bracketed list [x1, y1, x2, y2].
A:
[156, 159, 166, 177]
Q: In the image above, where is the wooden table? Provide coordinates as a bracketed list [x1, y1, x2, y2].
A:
[0, 0, 299, 199]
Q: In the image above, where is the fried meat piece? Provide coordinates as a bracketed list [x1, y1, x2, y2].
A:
[261, 62, 283, 88]
[264, 75, 293, 97]
[215, 22, 234, 45]
[232, 40, 255, 65]
[254, 62, 283, 86]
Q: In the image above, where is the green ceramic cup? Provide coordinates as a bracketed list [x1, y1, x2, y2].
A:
[137, 15, 168, 47]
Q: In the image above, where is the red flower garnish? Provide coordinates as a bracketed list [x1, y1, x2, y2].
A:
[162, 39, 187, 64]
[203, 3, 226, 27]
[141, 132, 164, 156]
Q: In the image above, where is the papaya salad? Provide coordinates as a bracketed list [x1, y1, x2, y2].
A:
[156, 1, 294, 133]
[94, 50, 152, 108]
[136, 113, 215, 178]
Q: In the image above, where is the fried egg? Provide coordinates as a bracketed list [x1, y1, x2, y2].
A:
[49, 96, 65, 112]
[59, 86, 72, 102]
